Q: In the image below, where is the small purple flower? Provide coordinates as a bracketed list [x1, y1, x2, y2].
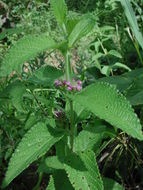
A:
[66, 81, 71, 86]
[67, 85, 73, 91]
[76, 85, 82, 91]
[63, 80, 71, 86]
[77, 80, 82, 85]
[54, 80, 62, 87]
[63, 80, 67, 85]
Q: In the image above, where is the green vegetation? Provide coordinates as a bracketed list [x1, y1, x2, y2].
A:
[0, 0, 143, 189]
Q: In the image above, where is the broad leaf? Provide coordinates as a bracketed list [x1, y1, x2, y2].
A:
[73, 125, 106, 152]
[72, 82, 143, 140]
[103, 177, 125, 190]
[9, 81, 26, 112]
[0, 80, 26, 112]
[120, 0, 143, 50]
[46, 176, 55, 190]
[2, 123, 64, 188]
[68, 16, 95, 48]
[99, 68, 143, 92]
[27, 65, 63, 87]
[42, 156, 64, 170]
[53, 170, 74, 190]
[50, 0, 67, 25]
[126, 77, 143, 105]
[0, 33, 58, 76]
[64, 150, 103, 190]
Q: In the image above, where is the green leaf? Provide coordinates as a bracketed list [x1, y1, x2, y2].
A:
[50, 0, 67, 25]
[66, 101, 90, 124]
[108, 50, 122, 58]
[103, 177, 125, 190]
[72, 82, 143, 140]
[66, 17, 79, 36]
[126, 77, 143, 105]
[68, 16, 95, 48]
[99, 68, 143, 92]
[65, 11, 81, 35]
[9, 81, 26, 112]
[112, 62, 131, 71]
[0, 33, 58, 76]
[73, 125, 106, 152]
[2, 123, 64, 188]
[120, 0, 143, 51]
[64, 150, 103, 190]
[0, 80, 26, 112]
[43, 156, 64, 170]
[27, 65, 63, 87]
[53, 170, 74, 190]
[46, 176, 55, 190]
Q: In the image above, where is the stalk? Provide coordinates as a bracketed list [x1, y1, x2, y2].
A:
[69, 100, 74, 151]
[64, 50, 72, 82]
[64, 49, 75, 151]
[32, 172, 43, 190]
[134, 40, 143, 66]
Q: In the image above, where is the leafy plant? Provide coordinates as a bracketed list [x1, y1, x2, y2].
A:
[0, 0, 143, 189]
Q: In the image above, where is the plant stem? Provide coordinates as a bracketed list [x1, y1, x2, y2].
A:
[134, 40, 143, 66]
[64, 50, 72, 82]
[64, 49, 75, 151]
[69, 100, 74, 151]
[32, 172, 43, 190]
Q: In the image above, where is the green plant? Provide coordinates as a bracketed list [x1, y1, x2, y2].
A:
[0, 0, 143, 189]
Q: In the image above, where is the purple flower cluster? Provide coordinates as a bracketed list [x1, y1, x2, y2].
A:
[54, 79, 82, 92]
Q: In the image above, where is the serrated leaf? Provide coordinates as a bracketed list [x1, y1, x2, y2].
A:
[120, 0, 143, 50]
[46, 176, 55, 190]
[64, 150, 103, 190]
[2, 123, 64, 188]
[72, 82, 143, 140]
[73, 125, 106, 152]
[68, 16, 95, 48]
[0, 33, 58, 76]
[103, 177, 125, 190]
[27, 65, 63, 87]
[50, 0, 67, 25]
